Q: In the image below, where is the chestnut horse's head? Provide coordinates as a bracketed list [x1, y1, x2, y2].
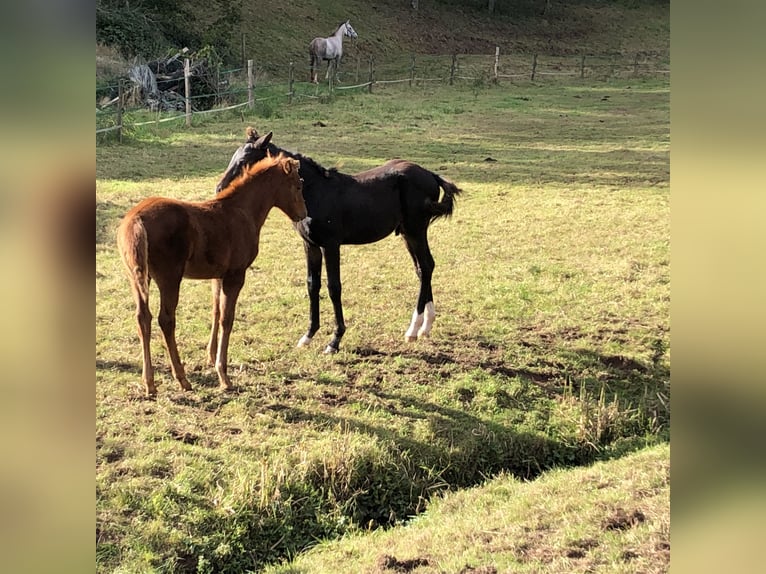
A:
[215, 128, 273, 194]
[277, 156, 307, 222]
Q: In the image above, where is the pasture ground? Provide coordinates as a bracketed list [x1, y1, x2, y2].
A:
[97, 78, 669, 573]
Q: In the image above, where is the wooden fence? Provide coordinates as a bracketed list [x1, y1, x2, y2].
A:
[96, 49, 669, 140]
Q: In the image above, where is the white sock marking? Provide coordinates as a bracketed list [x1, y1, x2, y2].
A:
[417, 301, 435, 338]
[405, 309, 424, 342]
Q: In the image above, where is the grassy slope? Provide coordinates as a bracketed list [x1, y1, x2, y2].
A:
[265, 443, 669, 574]
[97, 1, 668, 75]
[239, 0, 669, 65]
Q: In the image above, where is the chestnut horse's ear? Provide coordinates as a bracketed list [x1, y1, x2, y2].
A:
[245, 126, 259, 141]
[253, 131, 273, 149]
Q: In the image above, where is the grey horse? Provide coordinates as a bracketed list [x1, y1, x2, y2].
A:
[309, 20, 358, 83]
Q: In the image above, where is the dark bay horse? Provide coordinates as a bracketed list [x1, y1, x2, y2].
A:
[117, 152, 306, 397]
[309, 20, 358, 83]
[216, 127, 463, 354]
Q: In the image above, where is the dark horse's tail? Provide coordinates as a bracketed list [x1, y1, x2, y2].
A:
[427, 175, 462, 223]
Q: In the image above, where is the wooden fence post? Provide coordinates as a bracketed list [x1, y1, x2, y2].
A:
[633, 52, 640, 77]
[328, 61, 334, 93]
[493, 46, 500, 84]
[449, 53, 457, 85]
[580, 54, 586, 78]
[368, 56, 374, 93]
[247, 59, 254, 109]
[410, 54, 416, 87]
[184, 58, 191, 127]
[288, 61, 294, 104]
[116, 80, 123, 143]
[531, 54, 538, 81]
[356, 56, 360, 84]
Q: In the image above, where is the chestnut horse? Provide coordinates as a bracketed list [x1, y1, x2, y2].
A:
[117, 152, 306, 397]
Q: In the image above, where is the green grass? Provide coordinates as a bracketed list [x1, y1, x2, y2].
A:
[97, 78, 669, 573]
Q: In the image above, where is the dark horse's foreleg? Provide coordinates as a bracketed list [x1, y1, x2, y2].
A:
[403, 231, 436, 341]
[297, 242, 323, 348]
[323, 243, 346, 353]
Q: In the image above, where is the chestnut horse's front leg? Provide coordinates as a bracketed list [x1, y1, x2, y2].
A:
[214, 271, 246, 391]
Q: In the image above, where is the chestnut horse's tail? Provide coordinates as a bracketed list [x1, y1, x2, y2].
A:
[117, 216, 150, 304]
[427, 175, 462, 223]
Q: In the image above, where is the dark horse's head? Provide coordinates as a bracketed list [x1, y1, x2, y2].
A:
[215, 128, 273, 193]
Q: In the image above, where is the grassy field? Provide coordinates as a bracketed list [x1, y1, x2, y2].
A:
[97, 78, 669, 572]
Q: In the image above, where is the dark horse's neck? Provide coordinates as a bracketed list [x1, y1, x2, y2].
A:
[266, 143, 353, 184]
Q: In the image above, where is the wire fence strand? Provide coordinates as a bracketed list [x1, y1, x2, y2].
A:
[97, 50, 669, 139]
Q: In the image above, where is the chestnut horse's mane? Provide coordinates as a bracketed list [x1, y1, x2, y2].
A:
[217, 151, 288, 197]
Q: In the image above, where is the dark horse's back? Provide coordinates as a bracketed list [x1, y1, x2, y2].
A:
[305, 158, 462, 245]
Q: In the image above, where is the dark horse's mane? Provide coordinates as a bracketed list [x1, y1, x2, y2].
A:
[245, 127, 355, 185]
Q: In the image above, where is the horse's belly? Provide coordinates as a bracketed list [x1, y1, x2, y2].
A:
[343, 228, 394, 245]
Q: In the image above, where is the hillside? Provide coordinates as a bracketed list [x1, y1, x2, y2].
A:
[97, 0, 669, 75]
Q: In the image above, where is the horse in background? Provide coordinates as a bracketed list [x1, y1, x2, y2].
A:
[217, 127, 463, 354]
[117, 151, 306, 397]
[309, 20, 358, 83]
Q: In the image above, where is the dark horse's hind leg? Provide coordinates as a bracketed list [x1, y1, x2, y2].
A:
[402, 230, 436, 341]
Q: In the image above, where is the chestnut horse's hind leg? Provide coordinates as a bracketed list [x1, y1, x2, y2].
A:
[130, 283, 156, 397]
[213, 271, 246, 391]
[206, 279, 222, 366]
[155, 276, 192, 392]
